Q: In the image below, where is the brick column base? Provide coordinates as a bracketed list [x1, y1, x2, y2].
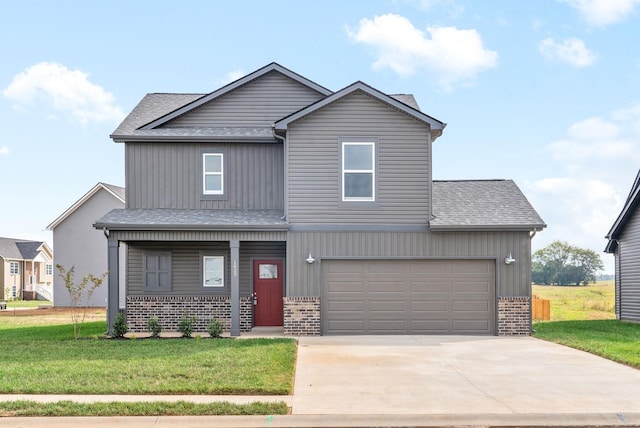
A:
[283, 296, 320, 336]
[498, 296, 531, 336]
[126, 295, 252, 333]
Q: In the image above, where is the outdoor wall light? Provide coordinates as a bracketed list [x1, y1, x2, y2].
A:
[305, 253, 316, 264]
[505, 252, 516, 265]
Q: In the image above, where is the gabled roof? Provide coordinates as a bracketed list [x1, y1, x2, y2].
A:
[140, 63, 332, 132]
[94, 209, 288, 232]
[274, 81, 446, 139]
[605, 170, 640, 253]
[111, 63, 334, 143]
[47, 182, 125, 230]
[0, 237, 51, 261]
[430, 180, 546, 231]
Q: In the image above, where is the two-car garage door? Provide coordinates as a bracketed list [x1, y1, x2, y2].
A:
[322, 259, 496, 335]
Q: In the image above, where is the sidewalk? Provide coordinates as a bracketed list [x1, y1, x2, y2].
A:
[2, 413, 640, 427]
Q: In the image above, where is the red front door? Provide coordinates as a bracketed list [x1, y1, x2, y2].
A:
[253, 260, 284, 326]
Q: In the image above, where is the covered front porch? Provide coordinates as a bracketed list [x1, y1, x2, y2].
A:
[94, 209, 288, 336]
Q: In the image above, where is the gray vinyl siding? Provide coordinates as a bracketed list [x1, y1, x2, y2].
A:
[52, 188, 124, 307]
[127, 241, 285, 297]
[287, 91, 431, 224]
[286, 230, 532, 298]
[618, 206, 640, 321]
[165, 71, 325, 127]
[126, 143, 284, 210]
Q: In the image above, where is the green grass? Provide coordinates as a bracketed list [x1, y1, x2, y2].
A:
[533, 320, 640, 369]
[0, 400, 289, 417]
[5, 300, 51, 309]
[532, 281, 615, 321]
[0, 321, 297, 395]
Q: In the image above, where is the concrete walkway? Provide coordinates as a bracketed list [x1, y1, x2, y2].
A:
[2, 335, 640, 427]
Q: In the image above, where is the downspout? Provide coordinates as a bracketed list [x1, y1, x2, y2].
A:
[272, 126, 287, 221]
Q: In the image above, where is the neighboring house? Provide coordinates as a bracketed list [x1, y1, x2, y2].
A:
[605, 170, 640, 321]
[0, 237, 53, 301]
[47, 182, 126, 307]
[95, 62, 545, 336]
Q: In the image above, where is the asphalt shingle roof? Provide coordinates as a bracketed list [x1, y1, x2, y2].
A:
[0, 237, 45, 260]
[94, 209, 287, 231]
[431, 180, 546, 231]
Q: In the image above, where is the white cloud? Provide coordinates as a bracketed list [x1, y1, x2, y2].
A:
[539, 38, 596, 67]
[530, 177, 622, 254]
[567, 117, 619, 140]
[559, 0, 640, 27]
[0, 146, 9, 155]
[347, 14, 498, 91]
[2, 62, 124, 125]
[532, 106, 640, 273]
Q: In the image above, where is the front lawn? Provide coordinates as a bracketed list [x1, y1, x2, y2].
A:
[0, 321, 297, 395]
[533, 320, 640, 369]
[0, 400, 288, 417]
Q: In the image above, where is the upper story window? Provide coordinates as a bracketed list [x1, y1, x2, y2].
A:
[203, 153, 224, 195]
[9, 262, 19, 275]
[342, 141, 375, 202]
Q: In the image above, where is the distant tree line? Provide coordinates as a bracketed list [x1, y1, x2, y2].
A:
[532, 240, 604, 286]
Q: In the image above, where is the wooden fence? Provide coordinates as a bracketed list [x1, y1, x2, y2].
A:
[532, 295, 550, 321]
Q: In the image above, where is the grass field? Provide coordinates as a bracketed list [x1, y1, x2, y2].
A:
[532, 281, 615, 321]
[532, 280, 640, 369]
[0, 312, 297, 395]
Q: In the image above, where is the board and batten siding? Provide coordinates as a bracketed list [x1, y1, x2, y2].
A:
[618, 205, 640, 321]
[165, 71, 325, 127]
[126, 143, 284, 210]
[287, 230, 532, 298]
[127, 241, 285, 297]
[286, 91, 432, 224]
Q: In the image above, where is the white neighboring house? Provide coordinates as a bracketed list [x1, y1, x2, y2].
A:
[47, 183, 126, 308]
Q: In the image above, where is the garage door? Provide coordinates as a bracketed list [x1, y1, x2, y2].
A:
[322, 259, 495, 335]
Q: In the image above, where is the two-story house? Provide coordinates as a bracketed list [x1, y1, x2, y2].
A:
[95, 63, 545, 336]
[0, 237, 53, 301]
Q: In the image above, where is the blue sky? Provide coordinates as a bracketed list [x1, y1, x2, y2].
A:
[2, 0, 639, 273]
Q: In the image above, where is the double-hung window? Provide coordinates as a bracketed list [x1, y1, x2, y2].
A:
[342, 141, 375, 201]
[9, 262, 18, 275]
[203, 153, 224, 195]
[203, 256, 225, 288]
[45, 264, 53, 275]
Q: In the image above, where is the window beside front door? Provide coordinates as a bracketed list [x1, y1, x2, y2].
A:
[142, 251, 172, 291]
[203, 256, 225, 287]
[342, 141, 375, 202]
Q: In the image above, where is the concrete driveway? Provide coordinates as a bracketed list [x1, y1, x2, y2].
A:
[292, 335, 640, 416]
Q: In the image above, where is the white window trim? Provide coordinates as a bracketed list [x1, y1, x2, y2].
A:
[203, 153, 224, 195]
[342, 141, 375, 202]
[9, 262, 19, 275]
[45, 264, 53, 275]
[203, 255, 225, 288]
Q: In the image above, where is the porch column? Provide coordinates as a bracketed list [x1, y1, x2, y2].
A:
[107, 237, 120, 336]
[230, 240, 240, 337]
